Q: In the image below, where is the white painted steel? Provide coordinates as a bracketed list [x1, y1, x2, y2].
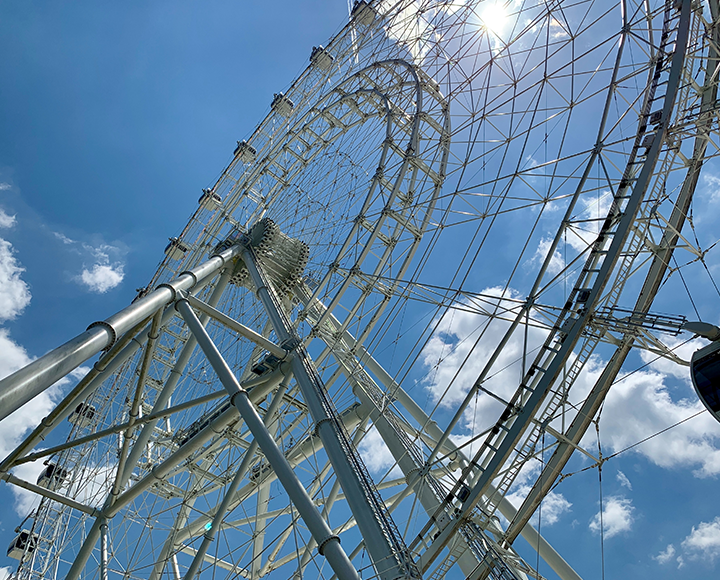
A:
[2, 2, 718, 580]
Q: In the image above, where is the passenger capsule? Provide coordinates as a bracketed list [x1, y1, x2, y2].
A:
[691, 339, 720, 422]
[164, 237, 188, 261]
[7, 530, 37, 560]
[198, 188, 222, 208]
[36, 463, 69, 491]
[68, 402, 96, 428]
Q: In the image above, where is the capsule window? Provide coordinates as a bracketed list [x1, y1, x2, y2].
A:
[68, 402, 96, 428]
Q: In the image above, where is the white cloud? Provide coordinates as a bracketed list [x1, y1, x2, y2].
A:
[0, 367, 60, 462]
[616, 470, 632, 491]
[0, 183, 11, 191]
[538, 491, 573, 525]
[80, 262, 124, 293]
[549, 17, 569, 39]
[52, 231, 74, 245]
[680, 516, 720, 563]
[0, 208, 16, 228]
[51, 232, 126, 293]
[1, 362, 90, 516]
[639, 333, 706, 380]
[701, 172, 720, 203]
[589, 495, 634, 539]
[73, 462, 117, 508]
[0, 239, 31, 321]
[76, 242, 126, 293]
[421, 287, 548, 433]
[358, 426, 402, 478]
[0, 328, 32, 383]
[656, 517, 720, 568]
[0, 566, 11, 580]
[10, 459, 48, 516]
[654, 543, 676, 564]
[596, 367, 720, 478]
[505, 462, 572, 526]
[566, 193, 612, 253]
[506, 485, 571, 526]
[529, 237, 565, 276]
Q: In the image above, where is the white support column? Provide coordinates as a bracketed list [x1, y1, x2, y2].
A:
[240, 245, 418, 580]
[176, 297, 359, 580]
[0, 244, 242, 422]
[183, 371, 293, 580]
[65, 266, 235, 580]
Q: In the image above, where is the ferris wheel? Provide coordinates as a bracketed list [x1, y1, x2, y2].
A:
[1, 1, 718, 579]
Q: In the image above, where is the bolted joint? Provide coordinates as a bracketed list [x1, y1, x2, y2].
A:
[281, 337, 301, 351]
[178, 270, 199, 289]
[229, 389, 250, 409]
[87, 321, 117, 349]
[316, 533, 341, 556]
[157, 282, 177, 303]
[404, 466, 421, 486]
[313, 417, 334, 437]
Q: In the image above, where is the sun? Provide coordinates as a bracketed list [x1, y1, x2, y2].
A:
[479, 2, 509, 37]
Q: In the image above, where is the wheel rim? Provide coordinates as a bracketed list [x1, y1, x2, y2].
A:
[7, 1, 715, 579]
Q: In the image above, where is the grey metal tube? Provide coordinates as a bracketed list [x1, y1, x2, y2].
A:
[0, 245, 242, 422]
[119, 267, 232, 486]
[361, 345, 582, 579]
[241, 247, 412, 580]
[0, 328, 111, 423]
[0, 310, 166, 473]
[171, 401, 368, 545]
[14, 390, 226, 466]
[65, 266, 236, 580]
[185, 294, 287, 359]
[100, 520, 109, 580]
[183, 372, 292, 580]
[106, 406, 239, 516]
[176, 298, 359, 580]
[112, 308, 164, 497]
[0, 472, 100, 517]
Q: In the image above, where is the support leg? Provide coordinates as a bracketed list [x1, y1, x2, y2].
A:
[176, 297, 359, 580]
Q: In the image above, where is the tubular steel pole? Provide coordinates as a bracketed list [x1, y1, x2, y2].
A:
[239, 246, 415, 580]
[183, 371, 293, 580]
[175, 297, 359, 580]
[100, 520, 109, 580]
[0, 245, 242, 422]
[65, 265, 236, 580]
[119, 267, 233, 485]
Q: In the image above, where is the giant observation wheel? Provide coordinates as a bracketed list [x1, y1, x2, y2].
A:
[1, 1, 719, 579]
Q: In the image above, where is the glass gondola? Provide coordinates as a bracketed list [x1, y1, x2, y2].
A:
[690, 339, 720, 423]
[7, 530, 37, 561]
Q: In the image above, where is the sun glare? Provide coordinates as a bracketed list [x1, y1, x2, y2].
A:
[479, 2, 508, 37]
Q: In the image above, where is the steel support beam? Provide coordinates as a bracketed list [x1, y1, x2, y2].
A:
[0, 244, 242, 422]
[0, 306, 177, 474]
[176, 297, 359, 580]
[183, 371, 292, 580]
[65, 266, 236, 580]
[240, 245, 417, 580]
[306, 289, 582, 579]
[185, 293, 287, 359]
[506, 0, 718, 548]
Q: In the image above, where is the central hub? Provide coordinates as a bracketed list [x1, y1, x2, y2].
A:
[229, 218, 309, 296]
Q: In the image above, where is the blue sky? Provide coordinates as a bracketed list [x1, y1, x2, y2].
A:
[1, 1, 720, 579]
[0, 0, 349, 572]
